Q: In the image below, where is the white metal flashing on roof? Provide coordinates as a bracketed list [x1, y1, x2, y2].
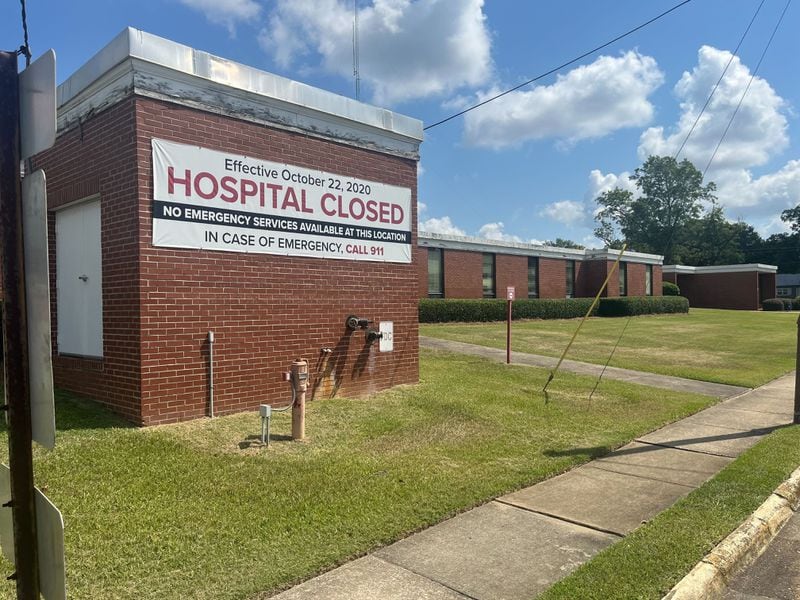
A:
[55, 28, 423, 159]
[418, 233, 664, 264]
[663, 263, 778, 275]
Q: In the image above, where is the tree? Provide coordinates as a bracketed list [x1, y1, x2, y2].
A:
[675, 204, 743, 266]
[545, 238, 585, 249]
[781, 204, 800, 233]
[594, 156, 716, 262]
[761, 232, 800, 273]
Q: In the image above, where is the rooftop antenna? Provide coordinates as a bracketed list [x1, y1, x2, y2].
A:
[352, 0, 360, 100]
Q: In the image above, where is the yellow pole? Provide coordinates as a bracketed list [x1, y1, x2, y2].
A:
[542, 244, 628, 397]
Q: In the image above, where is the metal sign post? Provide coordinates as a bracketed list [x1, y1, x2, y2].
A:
[794, 314, 800, 425]
[0, 48, 62, 600]
[0, 49, 40, 600]
[506, 287, 515, 364]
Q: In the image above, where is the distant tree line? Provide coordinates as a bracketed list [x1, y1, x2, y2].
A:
[592, 155, 800, 272]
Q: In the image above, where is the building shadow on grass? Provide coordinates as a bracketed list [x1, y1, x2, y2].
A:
[51, 390, 135, 431]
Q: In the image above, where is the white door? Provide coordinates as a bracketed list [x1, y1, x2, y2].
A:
[56, 199, 103, 357]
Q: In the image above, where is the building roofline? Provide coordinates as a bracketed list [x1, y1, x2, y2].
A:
[418, 233, 664, 264]
[663, 263, 778, 275]
[55, 28, 423, 158]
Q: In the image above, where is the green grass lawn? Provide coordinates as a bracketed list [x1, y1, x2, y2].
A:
[421, 308, 798, 388]
[0, 350, 714, 600]
[538, 424, 800, 600]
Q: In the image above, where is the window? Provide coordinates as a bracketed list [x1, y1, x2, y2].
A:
[565, 260, 575, 298]
[619, 262, 628, 297]
[777, 287, 791, 297]
[645, 265, 653, 296]
[482, 254, 496, 298]
[427, 248, 444, 297]
[527, 257, 539, 298]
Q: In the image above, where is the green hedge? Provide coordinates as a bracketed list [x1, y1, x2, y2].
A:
[419, 296, 689, 323]
[597, 296, 689, 317]
[662, 281, 681, 296]
[761, 298, 785, 311]
[419, 298, 597, 323]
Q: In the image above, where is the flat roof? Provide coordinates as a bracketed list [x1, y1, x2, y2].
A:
[418, 233, 664, 264]
[56, 28, 423, 158]
[663, 264, 778, 275]
[776, 274, 800, 285]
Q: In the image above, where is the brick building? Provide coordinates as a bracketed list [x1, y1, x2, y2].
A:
[34, 29, 422, 425]
[663, 264, 777, 310]
[417, 233, 663, 299]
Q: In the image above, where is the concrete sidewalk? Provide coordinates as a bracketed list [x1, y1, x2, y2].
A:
[269, 368, 795, 600]
[420, 336, 749, 399]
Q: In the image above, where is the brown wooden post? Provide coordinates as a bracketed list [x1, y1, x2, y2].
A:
[506, 298, 512, 364]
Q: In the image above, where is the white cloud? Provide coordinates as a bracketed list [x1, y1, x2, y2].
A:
[581, 233, 605, 249]
[585, 169, 637, 201]
[476, 222, 544, 245]
[539, 200, 587, 226]
[715, 160, 800, 217]
[463, 51, 664, 148]
[633, 45, 796, 225]
[478, 222, 522, 242]
[179, 0, 260, 36]
[258, 0, 492, 105]
[586, 46, 798, 230]
[638, 46, 788, 173]
[419, 216, 466, 236]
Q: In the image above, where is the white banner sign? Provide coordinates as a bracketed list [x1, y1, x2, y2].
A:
[152, 139, 412, 263]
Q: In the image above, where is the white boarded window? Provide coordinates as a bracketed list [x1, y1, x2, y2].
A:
[56, 198, 103, 357]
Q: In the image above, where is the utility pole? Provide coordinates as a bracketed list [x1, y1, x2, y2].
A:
[0, 50, 40, 599]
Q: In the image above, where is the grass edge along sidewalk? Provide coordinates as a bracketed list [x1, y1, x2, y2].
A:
[0, 349, 715, 600]
[537, 424, 800, 600]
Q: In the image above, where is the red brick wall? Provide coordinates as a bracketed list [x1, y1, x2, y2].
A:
[573, 261, 584, 297]
[654, 265, 663, 296]
[443, 250, 483, 298]
[36, 96, 419, 425]
[34, 99, 143, 423]
[417, 249, 663, 300]
[759, 272, 776, 303]
[496, 254, 528, 299]
[134, 98, 419, 424]
[539, 258, 567, 298]
[676, 272, 759, 310]
[627, 262, 646, 297]
[579, 261, 607, 298]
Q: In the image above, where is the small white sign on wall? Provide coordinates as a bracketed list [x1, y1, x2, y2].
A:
[379, 321, 393, 352]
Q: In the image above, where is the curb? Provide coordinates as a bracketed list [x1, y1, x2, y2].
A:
[662, 465, 800, 600]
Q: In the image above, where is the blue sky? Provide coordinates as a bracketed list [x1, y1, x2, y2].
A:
[3, 0, 798, 247]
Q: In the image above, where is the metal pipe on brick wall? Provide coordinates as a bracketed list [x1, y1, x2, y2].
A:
[208, 331, 215, 417]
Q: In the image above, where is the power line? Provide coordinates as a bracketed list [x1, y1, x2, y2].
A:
[674, 0, 766, 161]
[702, 0, 792, 179]
[423, 0, 694, 132]
[352, 0, 360, 101]
[19, 0, 31, 66]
